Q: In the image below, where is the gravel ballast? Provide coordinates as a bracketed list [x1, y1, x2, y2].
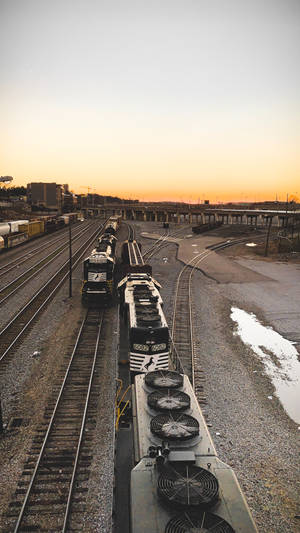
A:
[0, 220, 299, 533]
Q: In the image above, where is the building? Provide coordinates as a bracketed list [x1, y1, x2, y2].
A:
[27, 182, 63, 211]
[62, 184, 77, 212]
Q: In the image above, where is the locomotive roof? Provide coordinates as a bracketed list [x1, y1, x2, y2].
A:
[85, 251, 114, 264]
[122, 276, 167, 329]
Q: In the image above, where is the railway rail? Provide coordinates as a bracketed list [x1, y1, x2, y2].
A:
[6, 308, 105, 532]
[0, 222, 97, 306]
[170, 238, 259, 391]
[0, 223, 83, 276]
[0, 223, 105, 368]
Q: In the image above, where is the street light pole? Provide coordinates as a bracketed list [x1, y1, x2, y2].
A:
[69, 222, 72, 297]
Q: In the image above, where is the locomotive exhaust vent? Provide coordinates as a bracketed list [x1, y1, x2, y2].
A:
[145, 370, 183, 389]
[165, 509, 235, 533]
[136, 303, 157, 311]
[158, 464, 219, 508]
[150, 413, 199, 441]
[136, 311, 160, 319]
[148, 389, 190, 412]
[137, 316, 161, 327]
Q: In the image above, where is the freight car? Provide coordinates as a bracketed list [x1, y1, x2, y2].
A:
[118, 273, 169, 374]
[0, 220, 29, 236]
[0, 213, 82, 252]
[120, 239, 152, 277]
[130, 370, 258, 533]
[192, 221, 223, 234]
[2, 232, 28, 248]
[19, 220, 45, 238]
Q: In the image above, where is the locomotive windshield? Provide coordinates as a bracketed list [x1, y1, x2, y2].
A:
[130, 327, 169, 354]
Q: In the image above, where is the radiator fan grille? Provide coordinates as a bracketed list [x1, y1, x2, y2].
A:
[150, 413, 199, 440]
[158, 464, 219, 508]
[148, 390, 190, 412]
[145, 370, 183, 389]
[165, 510, 235, 533]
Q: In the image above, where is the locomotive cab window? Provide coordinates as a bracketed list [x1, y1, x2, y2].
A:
[130, 327, 169, 353]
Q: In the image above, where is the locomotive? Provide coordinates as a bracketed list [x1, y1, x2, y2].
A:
[118, 272, 170, 374]
[81, 217, 119, 306]
[130, 369, 258, 533]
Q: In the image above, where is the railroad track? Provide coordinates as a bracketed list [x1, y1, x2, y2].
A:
[125, 221, 188, 261]
[170, 237, 261, 398]
[142, 227, 188, 261]
[0, 224, 83, 276]
[0, 222, 97, 305]
[5, 308, 105, 532]
[0, 223, 104, 368]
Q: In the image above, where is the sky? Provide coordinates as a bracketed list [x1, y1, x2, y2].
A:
[0, 0, 299, 203]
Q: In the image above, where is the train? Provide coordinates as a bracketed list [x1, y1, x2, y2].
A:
[118, 237, 170, 374]
[0, 213, 83, 251]
[81, 217, 120, 306]
[115, 227, 257, 532]
[118, 272, 170, 374]
[130, 369, 258, 532]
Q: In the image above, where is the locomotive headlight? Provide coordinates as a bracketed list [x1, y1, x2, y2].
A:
[133, 343, 149, 352]
[152, 343, 167, 352]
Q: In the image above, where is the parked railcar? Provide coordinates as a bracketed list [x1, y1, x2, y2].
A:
[0, 213, 81, 252]
[130, 370, 258, 533]
[192, 221, 223, 234]
[118, 273, 169, 374]
[0, 220, 29, 236]
[19, 220, 45, 238]
[5, 232, 28, 248]
[120, 239, 152, 277]
[0, 223, 11, 236]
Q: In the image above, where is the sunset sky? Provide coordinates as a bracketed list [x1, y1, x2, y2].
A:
[1, 0, 299, 202]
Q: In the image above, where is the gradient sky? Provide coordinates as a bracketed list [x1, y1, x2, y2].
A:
[1, 0, 299, 202]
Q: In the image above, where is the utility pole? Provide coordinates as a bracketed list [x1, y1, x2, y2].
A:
[264, 216, 272, 257]
[69, 222, 72, 297]
[0, 396, 4, 434]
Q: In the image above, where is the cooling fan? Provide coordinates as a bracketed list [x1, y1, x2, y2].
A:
[158, 464, 219, 508]
[145, 370, 183, 389]
[150, 412, 199, 440]
[165, 509, 235, 533]
[148, 389, 190, 412]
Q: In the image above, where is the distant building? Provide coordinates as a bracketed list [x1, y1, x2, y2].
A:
[27, 182, 63, 211]
[62, 184, 77, 212]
